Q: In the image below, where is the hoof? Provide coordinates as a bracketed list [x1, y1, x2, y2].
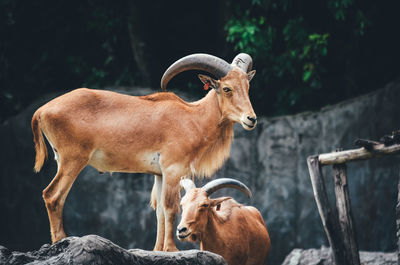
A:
[51, 231, 66, 244]
[163, 246, 179, 252]
[153, 243, 164, 251]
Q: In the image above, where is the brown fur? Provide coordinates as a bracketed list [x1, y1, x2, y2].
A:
[32, 112, 48, 172]
[191, 120, 234, 178]
[139, 92, 189, 105]
[32, 67, 257, 251]
[150, 182, 157, 210]
[178, 189, 270, 265]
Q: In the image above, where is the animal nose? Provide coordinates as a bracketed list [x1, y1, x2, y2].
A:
[247, 116, 257, 124]
[177, 227, 187, 234]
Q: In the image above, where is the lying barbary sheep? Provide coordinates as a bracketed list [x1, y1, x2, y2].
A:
[177, 178, 271, 265]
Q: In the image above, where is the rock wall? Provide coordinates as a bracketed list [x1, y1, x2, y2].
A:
[0, 83, 399, 265]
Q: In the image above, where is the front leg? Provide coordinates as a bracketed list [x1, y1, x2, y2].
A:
[161, 174, 181, 252]
[151, 175, 165, 251]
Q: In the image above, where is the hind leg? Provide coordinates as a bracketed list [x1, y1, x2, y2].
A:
[42, 155, 87, 243]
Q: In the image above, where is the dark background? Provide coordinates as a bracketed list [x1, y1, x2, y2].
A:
[1, 0, 400, 122]
[1, 0, 400, 264]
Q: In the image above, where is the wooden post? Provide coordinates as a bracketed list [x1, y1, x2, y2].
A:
[319, 143, 400, 165]
[333, 162, 361, 265]
[397, 171, 400, 265]
[308, 141, 400, 265]
[307, 155, 347, 265]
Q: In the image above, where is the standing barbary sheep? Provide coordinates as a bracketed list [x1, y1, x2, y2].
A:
[177, 178, 271, 265]
[31, 53, 258, 251]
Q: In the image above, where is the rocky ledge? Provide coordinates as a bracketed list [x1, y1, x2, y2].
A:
[282, 247, 397, 265]
[0, 235, 226, 265]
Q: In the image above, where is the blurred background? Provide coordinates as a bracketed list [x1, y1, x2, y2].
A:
[1, 0, 400, 264]
[1, 0, 400, 121]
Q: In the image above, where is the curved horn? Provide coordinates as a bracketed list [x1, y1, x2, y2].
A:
[202, 178, 252, 198]
[231, 53, 253, 73]
[161, 54, 233, 90]
[180, 178, 197, 193]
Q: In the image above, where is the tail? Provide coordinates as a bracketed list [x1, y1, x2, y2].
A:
[32, 111, 48, 173]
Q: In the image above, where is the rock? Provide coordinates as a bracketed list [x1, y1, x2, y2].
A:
[1, 83, 400, 265]
[281, 247, 397, 265]
[397, 172, 400, 263]
[0, 235, 226, 265]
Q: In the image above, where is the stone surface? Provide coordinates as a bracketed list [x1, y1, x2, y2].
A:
[397, 172, 400, 264]
[0, 235, 226, 265]
[0, 83, 399, 265]
[281, 247, 397, 265]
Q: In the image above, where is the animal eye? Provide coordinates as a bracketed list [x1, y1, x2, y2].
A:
[201, 204, 209, 208]
[222, 87, 231, 93]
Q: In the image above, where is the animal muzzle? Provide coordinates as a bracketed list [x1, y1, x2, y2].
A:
[241, 115, 257, 130]
[176, 226, 191, 241]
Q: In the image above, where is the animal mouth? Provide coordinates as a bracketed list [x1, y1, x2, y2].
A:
[178, 232, 191, 240]
[242, 121, 255, 130]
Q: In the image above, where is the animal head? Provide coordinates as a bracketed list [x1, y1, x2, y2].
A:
[177, 178, 252, 242]
[161, 53, 258, 130]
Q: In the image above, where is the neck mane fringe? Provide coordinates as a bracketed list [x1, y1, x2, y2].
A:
[191, 120, 234, 178]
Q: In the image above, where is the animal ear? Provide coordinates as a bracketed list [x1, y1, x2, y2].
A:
[198, 74, 219, 92]
[210, 196, 231, 207]
[247, 70, 256, 82]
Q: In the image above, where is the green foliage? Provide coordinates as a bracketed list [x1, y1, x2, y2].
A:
[223, 0, 397, 115]
[0, 0, 136, 120]
[328, 0, 353, 20]
[225, 13, 272, 55]
[226, 8, 330, 113]
[1, 0, 399, 121]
